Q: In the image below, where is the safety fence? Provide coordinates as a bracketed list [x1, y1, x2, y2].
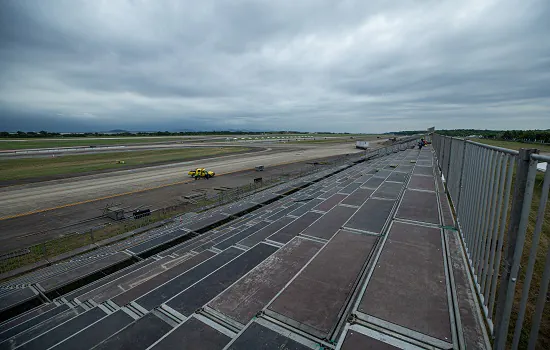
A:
[432, 134, 549, 350]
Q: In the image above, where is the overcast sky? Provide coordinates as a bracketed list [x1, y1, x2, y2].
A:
[1, 0, 549, 133]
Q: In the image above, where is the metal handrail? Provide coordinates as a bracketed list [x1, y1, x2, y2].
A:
[432, 133, 549, 350]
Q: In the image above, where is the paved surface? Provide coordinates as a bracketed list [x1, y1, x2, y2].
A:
[0, 151, 356, 253]
[0, 141, 371, 253]
[0, 143, 360, 219]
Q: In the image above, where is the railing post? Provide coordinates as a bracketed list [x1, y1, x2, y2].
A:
[455, 140, 467, 209]
[494, 148, 538, 349]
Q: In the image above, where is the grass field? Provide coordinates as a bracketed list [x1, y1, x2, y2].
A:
[288, 138, 354, 144]
[288, 134, 389, 145]
[0, 202, 195, 277]
[0, 137, 204, 150]
[0, 147, 251, 181]
[508, 171, 550, 348]
[474, 139, 550, 153]
[0, 134, 381, 150]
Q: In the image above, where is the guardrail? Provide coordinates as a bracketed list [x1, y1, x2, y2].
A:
[432, 134, 549, 349]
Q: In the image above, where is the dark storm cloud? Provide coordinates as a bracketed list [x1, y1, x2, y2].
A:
[0, 0, 549, 132]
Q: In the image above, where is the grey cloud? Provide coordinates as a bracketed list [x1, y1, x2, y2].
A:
[0, 0, 549, 132]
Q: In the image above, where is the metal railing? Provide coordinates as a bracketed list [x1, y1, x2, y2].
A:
[432, 134, 549, 349]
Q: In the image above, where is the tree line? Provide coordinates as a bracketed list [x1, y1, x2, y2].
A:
[392, 129, 550, 144]
[0, 130, 312, 138]
[437, 129, 550, 143]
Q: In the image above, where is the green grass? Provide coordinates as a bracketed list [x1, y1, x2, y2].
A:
[508, 171, 550, 349]
[0, 147, 250, 181]
[287, 134, 389, 145]
[0, 203, 193, 277]
[0, 177, 281, 279]
[0, 137, 204, 150]
[0, 134, 389, 150]
[287, 139, 354, 144]
[475, 139, 550, 153]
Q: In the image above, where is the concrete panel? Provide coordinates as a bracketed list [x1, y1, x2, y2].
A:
[36, 252, 131, 294]
[128, 230, 188, 255]
[16, 307, 106, 350]
[92, 313, 172, 350]
[301, 206, 357, 240]
[339, 183, 362, 195]
[386, 172, 408, 183]
[266, 203, 303, 221]
[0, 304, 69, 343]
[396, 190, 440, 225]
[213, 221, 270, 250]
[288, 199, 323, 217]
[0, 306, 86, 349]
[149, 317, 230, 350]
[314, 194, 347, 212]
[0, 288, 39, 321]
[267, 212, 322, 244]
[208, 238, 322, 325]
[49, 310, 133, 350]
[185, 213, 230, 233]
[267, 231, 378, 338]
[362, 177, 385, 189]
[62, 259, 155, 302]
[318, 187, 341, 199]
[394, 165, 413, 173]
[222, 201, 260, 217]
[340, 188, 374, 207]
[373, 170, 392, 178]
[345, 199, 395, 234]
[408, 175, 436, 192]
[340, 329, 400, 350]
[238, 216, 295, 248]
[77, 256, 193, 304]
[358, 222, 451, 342]
[413, 166, 433, 176]
[227, 321, 313, 350]
[135, 248, 243, 311]
[111, 251, 215, 307]
[165, 243, 278, 317]
[372, 182, 403, 200]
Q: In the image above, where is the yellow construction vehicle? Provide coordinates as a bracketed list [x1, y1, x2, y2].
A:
[188, 168, 215, 179]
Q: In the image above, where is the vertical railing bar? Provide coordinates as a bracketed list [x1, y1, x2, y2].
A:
[494, 158, 538, 350]
[480, 152, 503, 295]
[459, 142, 470, 245]
[466, 144, 478, 254]
[527, 240, 550, 350]
[511, 162, 550, 349]
[488, 154, 515, 319]
[478, 150, 499, 291]
[464, 143, 475, 251]
[455, 140, 466, 205]
[471, 144, 485, 265]
[475, 148, 494, 272]
[446, 137, 453, 179]
[483, 153, 506, 301]
[462, 142, 473, 252]
[472, 147, 489, 273]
